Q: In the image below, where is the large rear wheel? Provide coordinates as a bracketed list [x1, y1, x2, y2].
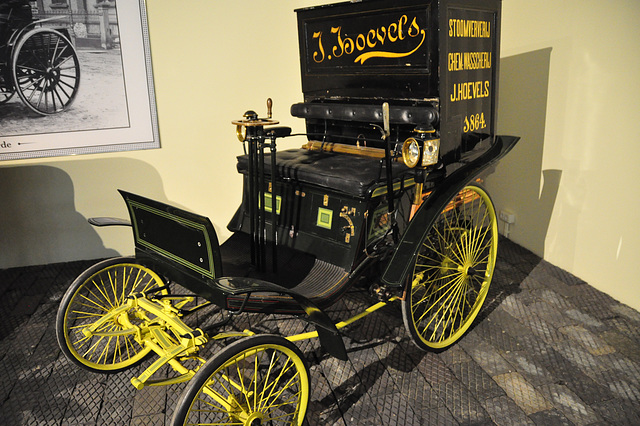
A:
[402, 184, 498, 350]
[173, 335, 310, 426]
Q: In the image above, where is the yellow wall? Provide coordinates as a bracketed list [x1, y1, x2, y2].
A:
[0, 0, 321, 267]
[487, 0, 640, 310]
[1, 0, 638, 311]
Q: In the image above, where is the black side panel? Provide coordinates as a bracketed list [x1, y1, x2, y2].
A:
[439, 0, 502, 159]
[119, 191, 224, 292]
[296, 0, 438, 100]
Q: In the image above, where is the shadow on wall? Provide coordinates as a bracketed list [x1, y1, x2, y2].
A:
[0, 158, 166, 269]
[486, 48, 561, 257]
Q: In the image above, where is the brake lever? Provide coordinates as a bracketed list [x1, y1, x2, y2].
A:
[371, 102, 391, 141]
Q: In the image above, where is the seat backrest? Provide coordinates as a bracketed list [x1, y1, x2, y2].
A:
[291, 101, 438, 150]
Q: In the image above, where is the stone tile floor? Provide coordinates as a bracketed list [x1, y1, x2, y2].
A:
[0, 237, 639, 425]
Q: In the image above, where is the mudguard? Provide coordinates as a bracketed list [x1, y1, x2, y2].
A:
[381, 135, 520, 288]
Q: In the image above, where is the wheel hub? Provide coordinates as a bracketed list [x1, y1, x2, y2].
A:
[227, 393, 262, 425]
[44, 65, 61, 91]
[246, 412, 264, 425]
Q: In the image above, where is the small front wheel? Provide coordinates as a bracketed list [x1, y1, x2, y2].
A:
[56, 257, 167, 373]
[402, 184, 498, 350]
[172, 335, 310, 426]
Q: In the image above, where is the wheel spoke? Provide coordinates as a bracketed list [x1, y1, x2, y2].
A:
[423, 273, 466, 340]
[194, 395, 229, 414]
[263, 364, 300, 414]
[417, 242, 447, 265]
[412, 272, 456, 307]
[75, 294, 110, 313]
[413, 273, 463, 326]
[50, 35, 62, 64]
[259, 354, 292, 411]
[236, 352, 253, 414]
[92, 277, 116, 310]
[467, 212, 489, 262]
[258, 349, 278, 410]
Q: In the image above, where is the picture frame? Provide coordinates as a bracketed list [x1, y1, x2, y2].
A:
[0, 0, 159, 161]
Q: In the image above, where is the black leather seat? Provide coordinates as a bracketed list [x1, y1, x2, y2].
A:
[236, 148, 411, 198]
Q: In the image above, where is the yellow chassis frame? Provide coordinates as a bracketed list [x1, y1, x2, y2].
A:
[81, 292, 398, 391]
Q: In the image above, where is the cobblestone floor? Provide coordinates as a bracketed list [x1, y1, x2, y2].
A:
[1, 237, 639, 425]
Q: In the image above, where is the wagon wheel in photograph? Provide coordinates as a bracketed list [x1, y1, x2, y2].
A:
[402, 184, 498, 350]
[0, 83, 14, 103]
[56, 257, 168, 373]
[173, 335, 310, 426]
[11, 27, 80, 115]
[0, 68, 15, 103]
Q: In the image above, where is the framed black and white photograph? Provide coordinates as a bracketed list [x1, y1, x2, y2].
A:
[0, 0, 159, 161]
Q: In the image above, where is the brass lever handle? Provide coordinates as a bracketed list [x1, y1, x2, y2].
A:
[382, 102, 390, 140]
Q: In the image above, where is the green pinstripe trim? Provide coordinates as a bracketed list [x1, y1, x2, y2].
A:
[371, 177, 416, 198]
[128, 200, 216, 278]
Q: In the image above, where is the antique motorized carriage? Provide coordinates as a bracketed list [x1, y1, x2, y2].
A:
[56, 0, 518, 424]
[0, 0, 80, 115]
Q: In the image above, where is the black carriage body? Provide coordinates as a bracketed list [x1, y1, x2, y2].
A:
[57, 0, 519, 400]
[0, 1, 32, 30]
[229, 155, 412, 270]
[230, 0, 503, 272]
[297, 0, 502, 159]
[0, 0, 31, 72]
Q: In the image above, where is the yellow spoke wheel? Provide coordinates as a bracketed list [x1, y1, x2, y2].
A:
[56, 257, 167, 373]
[402, 184, 498, 350]
[173, 335, 309, 426]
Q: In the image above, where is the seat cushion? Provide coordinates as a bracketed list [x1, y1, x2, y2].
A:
[236, 148, 411, 198]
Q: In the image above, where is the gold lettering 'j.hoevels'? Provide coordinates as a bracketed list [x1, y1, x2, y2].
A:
[450, 80, 490, 102]
[312, 14, 426, 65]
